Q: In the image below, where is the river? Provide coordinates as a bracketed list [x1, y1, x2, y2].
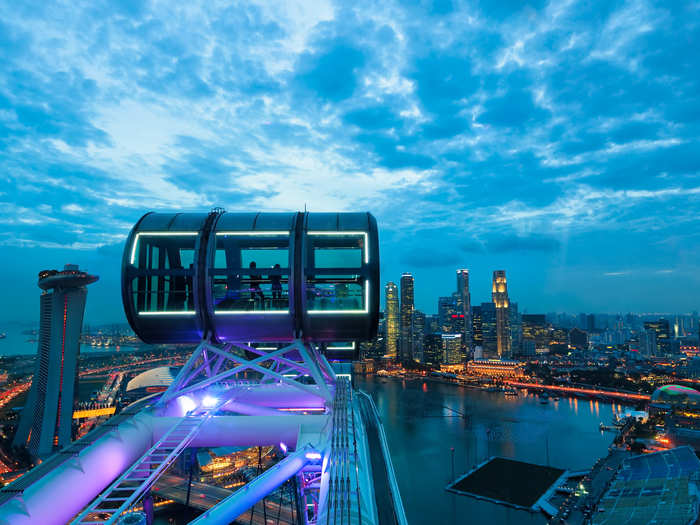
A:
[356, 375, 619, 524]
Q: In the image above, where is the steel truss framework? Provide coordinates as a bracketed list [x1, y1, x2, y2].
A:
[5, 339, 347, 525]
[116, 338, 336, 525]
[159, 338, 337, 408]
[155, 338, 338, 525]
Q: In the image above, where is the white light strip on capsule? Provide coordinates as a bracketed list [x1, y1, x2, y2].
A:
[216, 231, 289, 236]
[328, 342, 356, 350]
[307, 231, 369, 264]
[138, 311, 196, 316]
[215, 310, 289, 315]
[129, 232, 199, 265]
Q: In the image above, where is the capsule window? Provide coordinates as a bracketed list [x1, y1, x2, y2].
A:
[130, 233, 198, 313]
[212, 232, 290, 313]
[306, 233, 368, 313]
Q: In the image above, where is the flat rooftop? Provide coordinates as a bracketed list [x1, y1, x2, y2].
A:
[593, 447, 700, 525]
[447, 457, 565, 510]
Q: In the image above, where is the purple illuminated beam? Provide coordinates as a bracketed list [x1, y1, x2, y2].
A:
[188, 444, 317, 525]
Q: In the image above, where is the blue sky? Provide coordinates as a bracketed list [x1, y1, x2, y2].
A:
[1, 0, 699, 323]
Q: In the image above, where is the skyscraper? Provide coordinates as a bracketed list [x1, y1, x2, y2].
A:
[522, 314, 549, 352]
[423, 333, 443, 367]
[442, 334, 462, 365]
[471, 305, 483, 350]
[412, 310, 426, 364]
[492, 270, 511, 358]
[399, 273, 414, 363]
[14, 265, 98, 459]
[384, 282, 399, 360]
[438, 296, 459, 333]
[509, 302, 521, 355]
[480, 302, 498, 358]
[456, 269, 472, 352]
[644, 319, 671, 355]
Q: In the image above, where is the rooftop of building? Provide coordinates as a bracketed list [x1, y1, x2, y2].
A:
[651, 384, 700, 404]
[126, 366, 178, 392]
[446, 456, 566, 510]
[593, 446, 700, 525]
[38, 264, 98, 290]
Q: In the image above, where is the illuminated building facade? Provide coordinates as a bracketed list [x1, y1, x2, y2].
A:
[384, 282, 399, 359]
[480, 302, 498, 358]
[492, 270, 511, 358]
[569, 327, 589, 350]
[466, 359, 525, 379]
[442, 334, 462, 366]
[471, 305, 483, 349]
[14, 265, 98, 458]
[645, 319, 671, 355]
[438, 296, 459, 333]
[423, 334, 443, 367]
[400, 273, 414, 363]
[522, 314, 549, 352]
[509, 302, 521, 355]
[412, 310, 425, 364]
[456, 269, 472, 352]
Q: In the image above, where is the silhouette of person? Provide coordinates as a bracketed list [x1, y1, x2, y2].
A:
[171, 264, 187, 310]
[270, 263, 282, 303]
[248, 261, 264, 307]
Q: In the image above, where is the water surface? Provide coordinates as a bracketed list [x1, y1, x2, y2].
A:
[356, 376, 617, 524]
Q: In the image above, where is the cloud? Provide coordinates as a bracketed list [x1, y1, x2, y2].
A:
[487, 235, 561, 252]
[1, 0, 700, 317]
[293, 39, 366, 101]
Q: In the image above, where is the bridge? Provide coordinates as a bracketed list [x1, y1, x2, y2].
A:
[0, 211, 406, 525]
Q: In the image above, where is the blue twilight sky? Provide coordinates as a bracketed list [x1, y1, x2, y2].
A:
[1, 0, 699, 324]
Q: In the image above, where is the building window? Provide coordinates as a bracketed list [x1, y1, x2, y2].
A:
[306, 233, 367, 313]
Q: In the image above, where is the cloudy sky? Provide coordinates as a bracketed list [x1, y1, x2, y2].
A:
[1, 0, 699, 323]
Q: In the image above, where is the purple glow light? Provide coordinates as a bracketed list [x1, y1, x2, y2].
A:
[202, 395, 219, 408]
[177, 395, 196, 414]
[305, 451, 322, 460]
[280, 442, 288, 454]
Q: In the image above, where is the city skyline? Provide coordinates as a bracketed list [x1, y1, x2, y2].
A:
[3, 259, 700, 326]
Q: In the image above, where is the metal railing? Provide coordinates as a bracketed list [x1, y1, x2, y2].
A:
[357, 391, 408, 525]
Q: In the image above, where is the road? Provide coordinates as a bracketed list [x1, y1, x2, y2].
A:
[554, 448, 629, 525]
[504, 381, 650, 403]
[154, 473, 297, 524]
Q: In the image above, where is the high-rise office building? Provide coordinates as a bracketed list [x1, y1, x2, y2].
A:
[399, 273, 414, 363]
[492, 270, 511, 358]
[472, 305, 483, 349]
[586, 314, 596, 332]
[456, 269, 472, 352]
[644, 319, 671, 355]
[423, 334, 443, 367]
[522, 314, 549, 352]
[412, 310, 426, 364]
[384, 282, 399, 360]
[569, 327, 589, 350]
[14, 265, 98, 458]
[426, 314, 440, 335]
[480, 302, 498, 358]
[509, 302, 521, 355]
[438, 296, 459, 333]
[442, 334, 462, 366]
[639, 328, 657, 357]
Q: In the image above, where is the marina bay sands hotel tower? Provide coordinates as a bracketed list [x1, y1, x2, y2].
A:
[14, 265, 98, 459]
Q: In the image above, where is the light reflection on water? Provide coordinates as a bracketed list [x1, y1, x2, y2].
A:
[357, 376, 617, 525]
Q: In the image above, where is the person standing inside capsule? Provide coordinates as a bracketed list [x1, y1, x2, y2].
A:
[248, 261, 265, 309]
[270, 263, 282, 307]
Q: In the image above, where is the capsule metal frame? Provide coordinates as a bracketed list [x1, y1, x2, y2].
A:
[121, 211, 379, 344]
